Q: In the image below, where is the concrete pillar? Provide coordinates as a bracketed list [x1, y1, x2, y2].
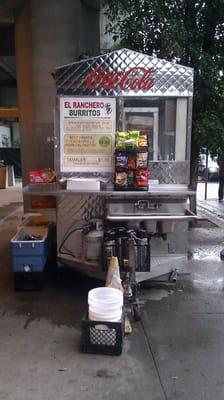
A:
[14, 0, 34, 185]
[31, 0, 81, 124]
[15, 0, 100, 189]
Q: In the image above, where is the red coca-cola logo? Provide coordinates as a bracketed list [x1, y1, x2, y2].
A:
[85, 66, 155, 92]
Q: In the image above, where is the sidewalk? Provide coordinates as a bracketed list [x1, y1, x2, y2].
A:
[198, 199, 224, 228]
[0, 181, 23, 222]
[1, 186, 224, 399]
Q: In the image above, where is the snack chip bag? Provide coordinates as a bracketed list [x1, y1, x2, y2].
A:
[116, 171, 127, 187]
[116, 153, 128, 168]
[136, 152, 148, 168]
[138, 134, 148, 148]
[127, 170, 134, 186]
[125, 130, 140, 149]
[128, 154, 136, 169]
[115, 131, 129, 150]
[134, 169, 148, 187]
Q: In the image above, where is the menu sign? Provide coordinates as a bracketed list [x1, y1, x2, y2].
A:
[60, 97, 116, 172]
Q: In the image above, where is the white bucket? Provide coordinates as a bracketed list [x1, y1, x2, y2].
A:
[89, 304, 123, 313]
[88, 309, 122, 322]
[88, 287, 123, 322]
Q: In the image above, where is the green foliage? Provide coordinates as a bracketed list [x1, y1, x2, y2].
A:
[103, 0, 224, 155]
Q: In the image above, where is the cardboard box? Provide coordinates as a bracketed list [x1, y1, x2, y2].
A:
[29, 169, 56, 184]
[30, 195, 56, 209]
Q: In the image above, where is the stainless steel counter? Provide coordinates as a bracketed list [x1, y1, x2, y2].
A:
[23, 184, 195, 198]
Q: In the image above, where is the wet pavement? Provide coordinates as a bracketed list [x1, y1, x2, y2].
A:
[198, 199, 224, 228]
[1, 186, 224, 399]
[140, 224, 224, 400]
[197, 181, 224, 227]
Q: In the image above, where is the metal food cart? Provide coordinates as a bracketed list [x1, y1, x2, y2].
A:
[49, 48, 194, 284]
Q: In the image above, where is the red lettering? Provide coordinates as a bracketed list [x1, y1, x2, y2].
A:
[65, 101, 71, 108]
[86, 67, 105, 90]
[85, 67, 155, 92]
[120, 67, 144, 90]
[139, 68, 155, 90]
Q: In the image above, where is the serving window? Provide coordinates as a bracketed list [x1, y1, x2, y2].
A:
[123, 98, 188, 161]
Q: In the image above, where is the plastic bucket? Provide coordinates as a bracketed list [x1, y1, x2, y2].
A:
[88, 309, 122, 322]
[89, 308, 122, 320]
[88, 287, 123, 305]
[88, 287, 123, 322]
[88, 302, 123, 312]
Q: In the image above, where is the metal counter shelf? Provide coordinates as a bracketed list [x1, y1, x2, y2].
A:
[23, 185, 195, 198]
[106, 213, 196, 221]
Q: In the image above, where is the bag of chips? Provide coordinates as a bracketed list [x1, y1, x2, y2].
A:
[124, 130, 140, 149]
[128, 154, 136, 169]
[138, 134, 148, 148]
[115, 131, 129, 150]
[134, 169, 148, 188]
[115, 171, 127, 187]
[116, 153, 128, 168]
[136, 152, 148, 168]
[127, 170, 134, 186]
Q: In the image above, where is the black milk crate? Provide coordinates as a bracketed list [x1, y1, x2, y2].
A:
[81, 315, 124, 356]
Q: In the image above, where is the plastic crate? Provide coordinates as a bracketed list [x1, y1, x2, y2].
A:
[81, 316, 124, 356]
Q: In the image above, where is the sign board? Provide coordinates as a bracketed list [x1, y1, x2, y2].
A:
[60, 97, 116, 172]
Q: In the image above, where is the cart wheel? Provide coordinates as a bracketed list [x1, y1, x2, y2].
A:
[14, 274, 22, 291]
[35, 273, 44, 291]
[14, 274, 27, 291]
[133, 303, 141, 322]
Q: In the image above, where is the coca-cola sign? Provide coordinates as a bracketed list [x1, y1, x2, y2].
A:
[85, 66, 156, 92]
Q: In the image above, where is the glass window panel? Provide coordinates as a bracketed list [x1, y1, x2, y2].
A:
[159, 99, 176, 160]
[121, 97, 188, 161]
[125, 112, 154, 160]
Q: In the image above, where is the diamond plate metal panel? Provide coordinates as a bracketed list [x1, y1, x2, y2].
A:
[58, 194, 105, 222]
[54, 48, 193, 97]
[150, 161, 190, 184]
[57, 194, 105, 259]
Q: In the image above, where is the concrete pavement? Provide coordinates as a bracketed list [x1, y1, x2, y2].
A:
[0, 187, 165, 400]
[1, 186, 224, 399]
[198, 198, 224, 228]
[0, 181, 23, 222]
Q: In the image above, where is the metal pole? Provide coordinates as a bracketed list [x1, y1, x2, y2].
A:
[205, 148, 209, 200]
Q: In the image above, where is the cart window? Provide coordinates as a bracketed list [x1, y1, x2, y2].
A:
[122, 98, 188, 161]
[125, 112, 154, 160]
[159, 99, 176, 160]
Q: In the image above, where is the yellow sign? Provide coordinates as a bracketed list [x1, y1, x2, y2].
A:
[64, 134, 112, 155]
[64, 119, 112, 134]
[64, 155, 112, 168]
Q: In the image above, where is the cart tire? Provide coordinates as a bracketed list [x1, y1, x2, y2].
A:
[133, 304, 141, 321]
[14, 273, 44, 291]
[14, 274, 22, 291]
[36, 273, 44, 290]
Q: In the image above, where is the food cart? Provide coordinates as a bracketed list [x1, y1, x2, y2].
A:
[26, 48, 195, 285]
